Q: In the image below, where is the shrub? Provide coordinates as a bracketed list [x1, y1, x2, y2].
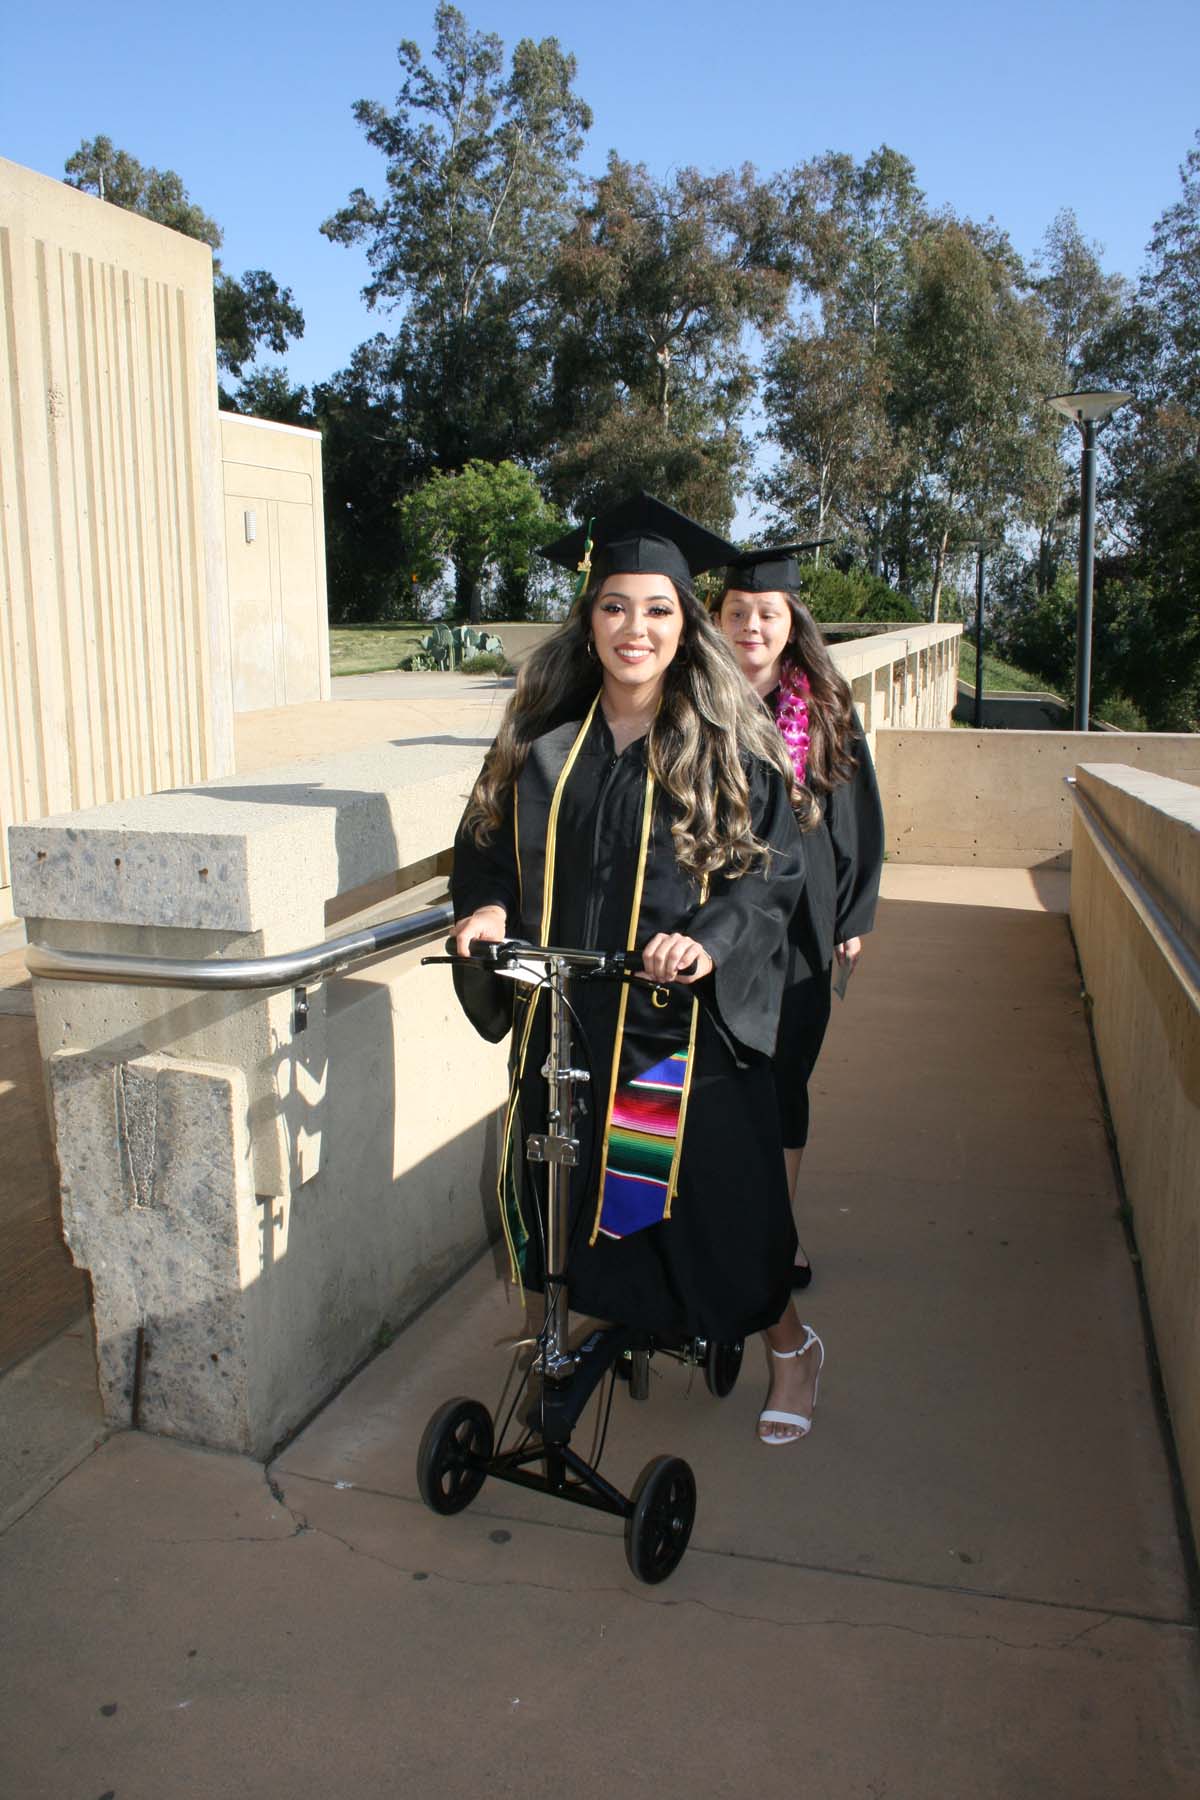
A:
[460, 652, 513, 675]
[797, 565, 922, 624]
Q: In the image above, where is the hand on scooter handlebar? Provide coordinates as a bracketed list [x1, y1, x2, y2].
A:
[637, 931, 712, 986]
[451, 904, 507, 961]
[442, 930, 709, 986]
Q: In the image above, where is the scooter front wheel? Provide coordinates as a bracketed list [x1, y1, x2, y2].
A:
[625, 1455, 696, 1584]
[416, 1397, 494, 1515]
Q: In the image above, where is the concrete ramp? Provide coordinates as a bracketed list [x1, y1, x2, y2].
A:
[2, 866, 1197, 1797]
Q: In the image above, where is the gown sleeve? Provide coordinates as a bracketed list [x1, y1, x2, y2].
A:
[448, 771, 521, 1043]
[450, 773, 521, 925]
[826, 716, 885, 945]
[684, 759, 807, 1058]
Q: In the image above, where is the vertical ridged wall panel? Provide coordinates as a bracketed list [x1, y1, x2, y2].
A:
[0, 158, 230, 898]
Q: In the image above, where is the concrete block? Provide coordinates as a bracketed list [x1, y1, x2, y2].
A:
[50, 1049, 261, 1453]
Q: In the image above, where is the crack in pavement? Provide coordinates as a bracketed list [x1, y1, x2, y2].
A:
[270, 1466, 1199, 1636]
[266, 1471, 1183, 1658]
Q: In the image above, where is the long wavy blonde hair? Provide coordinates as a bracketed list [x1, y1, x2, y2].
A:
[463, 570, 814, 879]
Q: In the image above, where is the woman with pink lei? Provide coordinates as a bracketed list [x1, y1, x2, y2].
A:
[715, 545, 885, 1336]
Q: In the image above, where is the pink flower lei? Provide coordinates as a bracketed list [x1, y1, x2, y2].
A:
[774, 661, 811, 786]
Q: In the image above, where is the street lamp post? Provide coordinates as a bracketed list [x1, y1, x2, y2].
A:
[974, 543, 986, 728]
[1047, 390, 1133, 730]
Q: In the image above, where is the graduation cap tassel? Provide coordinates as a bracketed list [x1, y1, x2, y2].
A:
[573, 518, 595, 598]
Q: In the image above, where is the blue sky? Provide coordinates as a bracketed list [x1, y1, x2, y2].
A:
[4, 0, 1198, 403]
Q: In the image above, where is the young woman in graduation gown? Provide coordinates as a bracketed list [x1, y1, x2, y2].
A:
[451, 496, 828, 1444]
[716, 547, 886, 1289]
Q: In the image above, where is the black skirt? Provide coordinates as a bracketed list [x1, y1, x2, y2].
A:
[772, 964, 833, 1149]
[516, 1004, 797, 1343]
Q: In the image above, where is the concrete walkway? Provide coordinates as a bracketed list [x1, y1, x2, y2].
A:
[233, 669, 518, 772]
[2, 861, 1197, 1798]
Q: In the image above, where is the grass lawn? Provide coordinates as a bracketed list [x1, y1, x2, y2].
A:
[957, 640, 1054, 695]
[329, 625, 427, 677]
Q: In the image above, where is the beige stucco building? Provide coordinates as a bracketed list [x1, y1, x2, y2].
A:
[0, 156, 329, 925]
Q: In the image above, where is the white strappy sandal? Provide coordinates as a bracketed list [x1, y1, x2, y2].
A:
[758, 1324, 824, 1446]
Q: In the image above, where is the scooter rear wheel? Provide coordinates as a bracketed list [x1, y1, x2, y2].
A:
[625, 1455, 696, 1584]
[704, 1338, 744, 1399]
[416, 1397, 494, 1515]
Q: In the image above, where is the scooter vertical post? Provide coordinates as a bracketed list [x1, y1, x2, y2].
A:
[535, 954, 578, 1383]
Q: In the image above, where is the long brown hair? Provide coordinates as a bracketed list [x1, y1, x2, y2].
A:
[717, 589, 857, 795]
[462, 572, 814, 878]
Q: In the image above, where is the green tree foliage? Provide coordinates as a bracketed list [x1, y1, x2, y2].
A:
[225, 368, 313, 427]
[64, 135, 304, 385]
[795, 564, 921, 624]
[398, 460, 565, 621]
[213, 272, 305, 382]
[65, 135, 221, 243]
[894, 221, 1060, 619]
[320, 5, 589, 614]
[764, 148, 926, 572]
[1027, 210, 1129, 592]
[1077, 131, 1200, 726]
[322, 2, 590, 495]
[546, 156, 797, 524]
[1035, 209, 1128, 388]
[757, 320, 901, 555]
[312, 338, 421, 624]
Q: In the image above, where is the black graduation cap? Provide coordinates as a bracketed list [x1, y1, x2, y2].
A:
[723, 540, 834, 593]
[539, 492, 738, 592]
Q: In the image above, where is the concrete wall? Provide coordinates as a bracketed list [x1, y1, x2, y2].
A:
[489, 624, 963, 730]
[878, 730, 1200, 868]
[220, 413, 330, 713]
[0, 156, 234, 926]
[1069, 764, 1200, 1531]
[828, 623, 961, 756]
[10, 743, 507, 1457]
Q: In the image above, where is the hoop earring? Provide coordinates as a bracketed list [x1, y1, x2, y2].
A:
[586, 637, 596, 660]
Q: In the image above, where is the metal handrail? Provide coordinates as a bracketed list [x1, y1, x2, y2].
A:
[24, 898, 456, 993]
[1065, 776, 1200, 1012]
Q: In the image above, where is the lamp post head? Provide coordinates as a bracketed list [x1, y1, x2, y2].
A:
[1047, 389, 1134, 426]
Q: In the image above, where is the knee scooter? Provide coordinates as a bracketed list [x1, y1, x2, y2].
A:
[415, 938, 744, 1584]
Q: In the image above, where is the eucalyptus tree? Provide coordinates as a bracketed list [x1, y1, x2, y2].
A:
[545, 155, 798, 525]
[764, 147, 926, 573]
[1027, 209, 1128, 591]
[894, 219, 1060, 618]
[1084, 131, 1200, 726]
[756, 321, 904, 559]
[322, 3, 590, 484]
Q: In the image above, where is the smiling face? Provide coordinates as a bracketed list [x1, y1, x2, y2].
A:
[716, 588, 794, 691]
[590, 571, 685, 699]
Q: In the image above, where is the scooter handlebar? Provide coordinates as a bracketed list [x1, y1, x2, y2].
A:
[443, 935, 643, 977]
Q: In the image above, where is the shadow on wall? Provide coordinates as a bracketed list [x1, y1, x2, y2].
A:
[0, 1009, 89, 1370]
[66, 983, 502, 1458]
[248, 951, 504, 1453]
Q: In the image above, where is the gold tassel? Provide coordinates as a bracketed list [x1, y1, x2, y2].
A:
[573, 518, 594, 598]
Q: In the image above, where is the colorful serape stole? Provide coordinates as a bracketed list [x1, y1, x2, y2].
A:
[596, 1049, 691, 1239]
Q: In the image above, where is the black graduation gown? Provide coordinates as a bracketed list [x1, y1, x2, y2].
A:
[451, 707, 806, 1341]
[773, 710, 886, 1146]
